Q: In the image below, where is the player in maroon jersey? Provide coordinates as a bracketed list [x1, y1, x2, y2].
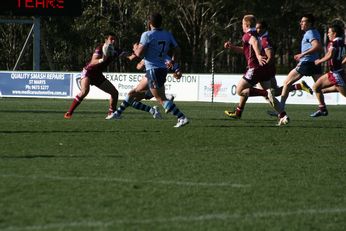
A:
[64, 32, 125, 119]
[223, 15, 288, 125]
[311, 24, 346, 117]
[256, 20, 313, 97]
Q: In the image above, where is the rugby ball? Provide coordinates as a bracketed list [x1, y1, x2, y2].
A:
[102, 43, 115, 57]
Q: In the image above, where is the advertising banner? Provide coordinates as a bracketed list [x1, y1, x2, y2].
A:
[198, 74, 240, 102]
[0, 71, 71, 98]
[1, 71, 345, 105]
[71, 72, 199, 101]
[199, 74, 341, 105]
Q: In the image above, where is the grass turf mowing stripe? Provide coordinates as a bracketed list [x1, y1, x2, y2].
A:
[0, 174, 250, 188]
[2, 207, 346, 230]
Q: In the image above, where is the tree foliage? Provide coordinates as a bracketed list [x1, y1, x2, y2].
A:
[0, 0, 345, 73]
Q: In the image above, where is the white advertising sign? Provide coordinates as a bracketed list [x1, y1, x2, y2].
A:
[2, 71, 345, 105]
[198, 74, 239, 102]
[72, 72, 199, 101]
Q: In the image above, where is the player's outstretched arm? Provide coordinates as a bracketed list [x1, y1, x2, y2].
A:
[224, 41, 243, 54]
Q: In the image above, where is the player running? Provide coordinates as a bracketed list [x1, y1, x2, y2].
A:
[279, 14, 322, 122]
[109, 55, 181, 119]
[131, 13, 189, 128]
[224, 15, 288, 125]
[256, 20, 313, 97]
[254, 20, 313, 117]
[311, 23, 346, 117]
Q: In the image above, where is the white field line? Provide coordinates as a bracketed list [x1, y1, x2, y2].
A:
[0, 174, 250, 188]
[1, 208, 346, 231]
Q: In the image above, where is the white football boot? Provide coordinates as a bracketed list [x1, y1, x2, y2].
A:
[174, 117, 189, 128]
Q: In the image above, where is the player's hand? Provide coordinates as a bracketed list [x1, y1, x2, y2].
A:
[224, 41, 233, 49]
[136, 60, 145, 70]
[294, 53, 303, 61]
[256, 55, 267, 66]
[314, 59, 321, 66]
[173, 71, 182, 80]
[127, 53, 137, 61]
[165, 60, 174, 69]
[132, 43, 139, 51]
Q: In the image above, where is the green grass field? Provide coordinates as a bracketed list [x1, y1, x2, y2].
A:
[1, 98, 346, 231]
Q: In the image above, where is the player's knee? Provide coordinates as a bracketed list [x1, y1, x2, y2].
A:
[236, 88, 243, 96]
[313, 84, 321, 93]
[127, 89, 137, 98]
[339, 88, 346, 97]
[80, 89, 89, 97]
[282, 79, 290, 87]
[238, 88, 248, 97]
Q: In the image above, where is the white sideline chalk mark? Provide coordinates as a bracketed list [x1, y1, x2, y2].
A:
[2, 207, 346, 231]
[0, 174, 250, 188]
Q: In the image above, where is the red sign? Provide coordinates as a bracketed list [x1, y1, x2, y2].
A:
[1, 0, 81, 16]
[17, 0, 65, 9]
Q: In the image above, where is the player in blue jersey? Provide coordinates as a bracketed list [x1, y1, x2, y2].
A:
[132, 13, 189, 127]
[279, 14, 322, 124]
[109, 55, 181, 119]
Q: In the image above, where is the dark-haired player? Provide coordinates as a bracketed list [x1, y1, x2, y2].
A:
[311, 24, 346, 117]
[110, 55, 181, 119]
[255, 20, 313, 117]
[132, 13, 189, 127]
[256, 20, 313, 97]
[279, 14, 322, 123]
[64, 32, 124, 119]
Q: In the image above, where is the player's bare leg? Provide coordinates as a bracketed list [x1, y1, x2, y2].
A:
[280, 69, 302, 108]
[64, 77, 90, 119]
[98, 80, 119, 117]
[311, 74, 330, 117]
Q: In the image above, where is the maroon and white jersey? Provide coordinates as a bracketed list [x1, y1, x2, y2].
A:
[84, 44, 115, 72]
[327, 37, 345, 71]
[259, 32, 273, 55]
[242, 28, 260, 69]
[259, 32, 276, 72]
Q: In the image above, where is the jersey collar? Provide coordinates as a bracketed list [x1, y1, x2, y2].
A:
[259, 31, 268, 39]
[333, 37, 343, 42]
[246, 28, 256, 33]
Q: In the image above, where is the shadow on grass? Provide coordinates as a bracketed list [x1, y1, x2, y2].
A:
[203, 124, 345, 129]
[0, 109, 104, 114]
[0, 130, 161, 134]
[0, 154, 124, 159]
[197, 118, 345, 129]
